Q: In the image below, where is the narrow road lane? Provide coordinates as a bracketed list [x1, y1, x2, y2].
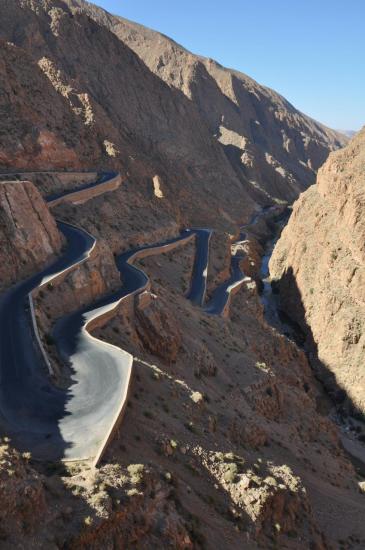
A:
[0, 222, 96, 460]
[185, 228, 212, 306]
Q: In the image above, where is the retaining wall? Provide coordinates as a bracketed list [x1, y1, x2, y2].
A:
[47, 174, 123, 208]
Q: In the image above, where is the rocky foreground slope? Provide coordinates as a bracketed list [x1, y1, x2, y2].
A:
[271, 127, 365, 416]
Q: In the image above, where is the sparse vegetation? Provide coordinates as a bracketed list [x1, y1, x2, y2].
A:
[222, 463, 238, 483]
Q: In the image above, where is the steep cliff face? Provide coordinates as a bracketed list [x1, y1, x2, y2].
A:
[0, 180, 63, 290]
[270, 127, 365, 413]
[66, 0, 347, 204]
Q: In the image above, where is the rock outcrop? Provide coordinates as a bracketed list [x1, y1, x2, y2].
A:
[0, 40, 101, 170]
[136, 299, 182, 363]
[0, 442, 193, 549]
[198, 449, 326, 546]
[0, 180, 63, 290]
[270, 127, 365, 413]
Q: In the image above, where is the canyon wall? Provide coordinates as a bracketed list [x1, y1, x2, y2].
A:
[270, 127, 365, 413]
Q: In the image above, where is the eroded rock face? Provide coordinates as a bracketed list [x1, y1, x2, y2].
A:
[195, 448, 326, 546]
[0, 180, 63, 290]
[136, 298, 182, 363]
[0, 40, 101, 170]
[270, 127, 365, 413]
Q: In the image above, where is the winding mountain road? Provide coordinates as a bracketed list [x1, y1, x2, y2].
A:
[0, 175, 210, 463]
[204, 255, 250, 315]
[0, 172, 270, 463]
[204, 206, 281, 315]
[0, 221, 97, 460]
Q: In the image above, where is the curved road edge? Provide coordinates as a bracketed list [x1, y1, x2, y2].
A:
[90, 232, 196, 466]
[26, 219, 98, 380]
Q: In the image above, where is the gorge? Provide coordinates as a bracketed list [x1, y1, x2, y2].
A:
[0, 1, 364, 549]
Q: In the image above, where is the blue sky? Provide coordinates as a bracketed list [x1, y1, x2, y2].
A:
[93, 0, 364, 131]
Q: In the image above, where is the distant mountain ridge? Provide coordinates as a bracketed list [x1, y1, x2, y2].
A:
[336, 129, 357, 138]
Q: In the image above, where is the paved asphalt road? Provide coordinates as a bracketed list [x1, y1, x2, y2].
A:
[51, 231, 197, 461]
[0, 169, 270, 462]
[204, 255, 250, 315]
[205, 206, 280, 315]
[0, 221, 98, 460]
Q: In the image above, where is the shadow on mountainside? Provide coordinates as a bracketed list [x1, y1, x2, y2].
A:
[273, 267, 365, 437]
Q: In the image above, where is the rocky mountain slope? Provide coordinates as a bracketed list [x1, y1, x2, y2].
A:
[1, 0, 346, 230]
[66, 0, 347, 204]
[270, 127, 365, 415]
[0, 0, 256, 229]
